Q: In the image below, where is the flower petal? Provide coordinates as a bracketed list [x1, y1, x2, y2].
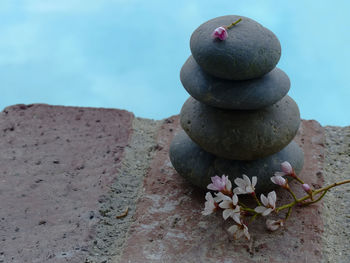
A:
[226, 179, 232, 191]
[274, 171, 286, 177]
[262, 208, 273, 216]
[270, 176, 277, 184]
[281, 161, 293, 174]
[232, 214, 241, 225]
[202, 208, 212, 216]
[232, 194, 238, 205]
[245, 185, 254, 193]
[207, 183, 218, 191]
[215, 192, 231, 202]
[271, 175, 286, 186]
[228, 225, 238, 234]
[222, 175, 228, 183]
[242, 174, 251, 185]
[243, 225, 250, 240]
[260, 194, 268, 206]
[254, 206, 267, 214]
[222, 209, 231, 220]
[205, 192, 214, 201]
[219, 200, 232, 209]
[252, 176, 257, 187]
[302, 183, 311, 193]
[234, 178, 246, 189]
[202, 201, 215, 215]
[235, 228, 244, 239]
[211, 175, 220, 183]
[233, 187, 244, 195]
[268, 191, 277, 207]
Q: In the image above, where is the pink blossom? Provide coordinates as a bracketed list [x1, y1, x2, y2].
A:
[233, 174, 257, 195]
[207, 175, 232, 192]
[254, 191, 277, 216]
[214, 192, 231, 203]
[271, 175, 287, 187]
[219, 194, 241, 222]
[228, 222, 250, 240]
[266, 219, 284, 231]
[211, 26, 228, 40]
[202, 192, 217, 216]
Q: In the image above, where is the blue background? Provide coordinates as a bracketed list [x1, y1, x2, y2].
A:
[0, 0, 349, 126]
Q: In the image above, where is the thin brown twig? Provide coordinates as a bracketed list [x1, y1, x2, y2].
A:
[116, 207, 129, 219]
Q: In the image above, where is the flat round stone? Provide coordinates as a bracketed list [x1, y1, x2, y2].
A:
[169, 130, 304, 193]
[180, 56, 290, 110]
[190, 15, 281, 80]
[180, 96, 300, 160]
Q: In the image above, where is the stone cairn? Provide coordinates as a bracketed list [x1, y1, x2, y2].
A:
[169, 15, 304, 193]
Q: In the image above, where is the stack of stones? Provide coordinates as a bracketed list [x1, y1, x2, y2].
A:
[169, 15, 304, 193]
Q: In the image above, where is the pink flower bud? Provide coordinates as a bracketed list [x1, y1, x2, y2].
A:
[212, 26, 228, 40]
[281, 161, 293, 175]
[271, 175, 287, 186]
[302, 183, 311, 193]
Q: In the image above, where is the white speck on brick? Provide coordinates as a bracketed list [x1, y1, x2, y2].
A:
[165, 231, 187, 240]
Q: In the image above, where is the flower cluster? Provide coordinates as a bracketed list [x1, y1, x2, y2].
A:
[202, 161, 350, 240]
[203, 173, 268, 240]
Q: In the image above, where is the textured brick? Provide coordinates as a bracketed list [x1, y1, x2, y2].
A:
[120, 118, 325, 263]
[0, 104, 134, 263]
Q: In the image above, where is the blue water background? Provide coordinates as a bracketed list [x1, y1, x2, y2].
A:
[0, 0, 349, 126]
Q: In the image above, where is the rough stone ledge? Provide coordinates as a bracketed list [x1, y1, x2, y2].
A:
[0, 104, 348, 263]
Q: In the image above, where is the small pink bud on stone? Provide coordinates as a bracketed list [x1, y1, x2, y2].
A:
[212, 26, 228, 40]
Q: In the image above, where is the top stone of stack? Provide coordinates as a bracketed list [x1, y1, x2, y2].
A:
[190, 15, 281, 80]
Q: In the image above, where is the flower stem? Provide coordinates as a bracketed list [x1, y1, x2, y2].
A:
[241, 207, 257, 214]
[226, 18, 242, 29]
[287, 188, 298, 202]
[239, 201, 248, 208]
[300, 189, 328, 206]
[249, 213, 258, 224]
[313, 179, 350, 195]
[276, 179, 350, 212]
[285, 207, 293, 221]
[293, 175, 305, 185]
[252, 192, 262, 206]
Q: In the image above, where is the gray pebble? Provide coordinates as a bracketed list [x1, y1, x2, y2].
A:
[190, 15, 281, 80]
[180, 56, 290, 110]
[169, 130, 304, 193]
[180, 96, 300, 160]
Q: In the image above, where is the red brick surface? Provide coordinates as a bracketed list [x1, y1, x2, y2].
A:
[0, 104, 134, 263]
[120, 118, 325, 263]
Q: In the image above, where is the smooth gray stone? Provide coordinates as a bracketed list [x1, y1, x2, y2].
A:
[180, 96, 300, 160]
[180, 56, 290, 110]
[190, 15, 281, 80]
[169, 130, 304, 193]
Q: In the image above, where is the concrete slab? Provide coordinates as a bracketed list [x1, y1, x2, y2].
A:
[0, 104, 134, 263]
